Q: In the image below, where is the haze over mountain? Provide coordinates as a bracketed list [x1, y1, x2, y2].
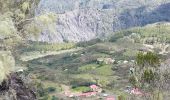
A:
[1, 0, 170, 99]
[36, 0, 170, 42]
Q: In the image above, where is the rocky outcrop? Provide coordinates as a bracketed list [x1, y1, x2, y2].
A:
[36, 0, 170, 42]
[0, 73, 36, 100]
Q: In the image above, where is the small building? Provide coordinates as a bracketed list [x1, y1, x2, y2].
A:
[131, 60, 135, 63]
[130, 88, 143, 95]
[105, 58, 115, 64]
[102, 93, 109, 97]
[123, 60, 128, 64]
[90, 85, 99, 91]
[97, 58, 115, 65]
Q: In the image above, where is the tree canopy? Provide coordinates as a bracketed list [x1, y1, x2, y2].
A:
[0, 0, 57, 82]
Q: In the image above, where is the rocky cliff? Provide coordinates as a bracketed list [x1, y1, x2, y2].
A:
[36, 0, 170, 42]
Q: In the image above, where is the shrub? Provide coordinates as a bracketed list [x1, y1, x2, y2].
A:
[51, 96, 59, 100]
[118, 94, 126, 100]
[142, 69, 155, 83]
[152, 90, 163, 100]
[129, 76, 138, 87]
[72, 86, 92, 93]
[70, 79, 96, 88]
[136, 52, 160, 68]
[46, 87, 56, 93]
[77, 38, 102, 47]
[0, 51, 15, 83]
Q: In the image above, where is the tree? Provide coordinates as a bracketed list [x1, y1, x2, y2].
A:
[0, 0, 57, 79]
[129, 52, 165, 100]
[0, 0, 57, 99]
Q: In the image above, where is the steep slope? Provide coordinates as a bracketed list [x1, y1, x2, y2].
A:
[0, 73, 36, 100]
[36, 0, 170, 42]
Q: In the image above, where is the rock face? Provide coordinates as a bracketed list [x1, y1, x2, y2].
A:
[0, 73, 36, 100]
[36, 0, 170, 42]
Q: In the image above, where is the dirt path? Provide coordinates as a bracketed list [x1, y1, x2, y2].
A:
[20, 47, 82, 61]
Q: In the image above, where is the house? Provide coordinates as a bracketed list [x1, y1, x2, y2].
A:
[123, 60, 128, 64]
[67, 84, 102, 98]
[102, 93, 109, 97]
[97, 58, 105, 64]
[97, 58, 115, 65]
[90, 84, 103, 93]
[105, 58, 115, 64]
[130, 88, 143, 95]
[90, 84, 99, 91]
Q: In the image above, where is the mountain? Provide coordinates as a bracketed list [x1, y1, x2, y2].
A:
[35, 0, 170, 42]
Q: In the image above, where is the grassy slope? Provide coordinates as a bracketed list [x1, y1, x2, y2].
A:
[110, 22, 170, 43]
[19, 22, 170, 99]
[20, 47, 82, 61]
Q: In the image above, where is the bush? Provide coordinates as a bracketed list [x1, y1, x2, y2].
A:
[109, 30, 132, 42]
[46, 87, 56, 93]
[136, 52, 160, 68]
[118, 94, 126, 100]
[72, 86, 92, 93]
[152, 90, 163, 100]
[27, 42, 76, 52]
[51, 96, 59, 100]
[77, 38, 102, 47]
[142, 69, 155, 83]
[129, 76, 138, 87]
[70, 80, 95, 88]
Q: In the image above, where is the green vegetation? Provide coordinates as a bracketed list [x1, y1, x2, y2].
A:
[136, 52, 160, 68]
[128, 52, 169, 100]
[72, 86, 91, 92]
[78, 64, 98, 72]
[77, 38, 102, 47]
[118, 94, 126, 100]
[94, 65, 113, 76]
[27, 42, 76, 51]
[123, 49, 138, 58]
[133, 52, 160, 87]
[18, 22, 169, 99]
[0, 0, 169, 99]
[0, 0, 57, 87]
[0, 51, 15, 83]
[79, 64, 113, 76]
[110, 23, 170, 43]
[51, 96, 59, 100]
[46, 87, 56, 93]
[35, 81, 62, 99]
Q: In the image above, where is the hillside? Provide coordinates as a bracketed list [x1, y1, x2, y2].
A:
[0, 1, 170, 100]
[35, 0, 170, 42]
[18, 23, 170, 99]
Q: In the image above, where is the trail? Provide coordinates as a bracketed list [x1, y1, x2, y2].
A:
[20, 47, 82, 61]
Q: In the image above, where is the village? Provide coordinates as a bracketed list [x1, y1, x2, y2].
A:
[56, 57, 144, 100]
[60, 83, 143, 100]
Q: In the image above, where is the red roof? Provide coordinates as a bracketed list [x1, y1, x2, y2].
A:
[131, 88, 143, 95]
[90, 85, 98, 89]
